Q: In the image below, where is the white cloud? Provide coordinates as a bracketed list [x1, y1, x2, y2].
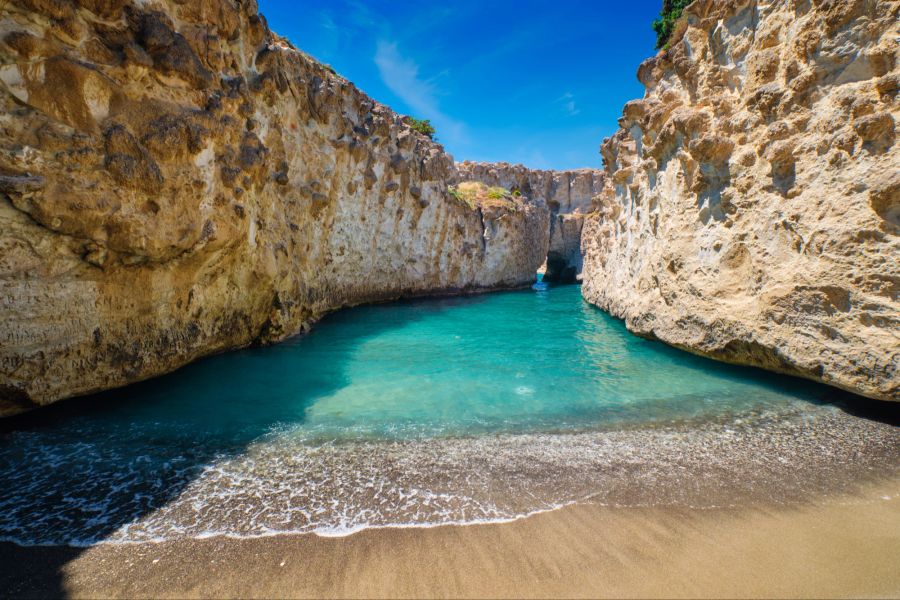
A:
[556, 92, 581, 117]
[374, 40, 468, 146]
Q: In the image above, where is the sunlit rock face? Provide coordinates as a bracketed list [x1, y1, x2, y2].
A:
[582, 0, 899, 401]
[0, 0, 551, 415]
[457, 162, 603, 283]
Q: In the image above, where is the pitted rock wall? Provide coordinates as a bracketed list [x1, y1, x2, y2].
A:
[0, 0, 550, 415]
[582, 0, 899, 401]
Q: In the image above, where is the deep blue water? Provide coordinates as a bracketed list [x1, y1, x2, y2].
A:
[0, 285, 895, 545]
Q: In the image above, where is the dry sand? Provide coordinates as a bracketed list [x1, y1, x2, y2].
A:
[3, 482, 900, 599]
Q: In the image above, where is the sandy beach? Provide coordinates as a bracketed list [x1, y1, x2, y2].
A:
[3, 481, 899, 599]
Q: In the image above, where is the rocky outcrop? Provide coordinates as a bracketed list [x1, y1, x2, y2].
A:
[582, 0, 899, 401]
[0, 0, 551, 415]
[457, 162, 603, 282]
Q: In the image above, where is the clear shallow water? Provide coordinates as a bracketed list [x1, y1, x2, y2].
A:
[0, 285, 898, 546]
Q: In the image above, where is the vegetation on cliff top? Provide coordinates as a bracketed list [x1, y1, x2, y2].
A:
[653, 0, 691, 49]
[407, 117, 436, 140]
[449, 182, 519, 211]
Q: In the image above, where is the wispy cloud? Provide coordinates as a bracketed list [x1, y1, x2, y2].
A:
[318, 11, 337, 30]
[345, 0, 379, 29]
[374, 40, 468, 146]
[556, 92, 581, 117]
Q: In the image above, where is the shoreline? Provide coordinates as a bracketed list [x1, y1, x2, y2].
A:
[3, 482, 899, 599]
[2, 402, 898, 548]
[0, 499, 581, 549]
[4, 481, 898, 549]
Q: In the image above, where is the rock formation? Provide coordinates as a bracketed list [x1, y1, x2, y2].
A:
[0, 0, 551, 415]
[457, 162, 603, 282]
[582, 0, 899, 401]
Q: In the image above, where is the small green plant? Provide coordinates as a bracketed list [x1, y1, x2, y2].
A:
[407, 117, 436, 140]
[652, 0, 692, 50]
[487, 186, 508, 200]
[448, 184, 476, 209]
[512, 188, 522, 197]
[322, 63, 337, 75]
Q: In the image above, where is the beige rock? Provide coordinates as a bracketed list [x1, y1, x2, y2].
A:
[457, 162, 603, 282]
[582, 0, 900, 401]
[0, 0, 552, 415]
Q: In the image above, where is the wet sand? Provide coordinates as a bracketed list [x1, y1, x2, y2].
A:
[3, 482, 899, 599]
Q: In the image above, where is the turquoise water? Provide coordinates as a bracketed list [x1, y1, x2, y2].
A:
[0, 285, 896, 545]
[24, 286, 826, 438]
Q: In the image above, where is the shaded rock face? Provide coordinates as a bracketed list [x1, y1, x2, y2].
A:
[0, 0, 551, 415]
[547, 214, 587, 284]
[582, 0, 900, 401]
[457, 162, 603, 283]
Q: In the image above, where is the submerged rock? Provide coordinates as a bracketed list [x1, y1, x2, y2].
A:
[581, 0, 900, 401]
[0, 0, 552, 415]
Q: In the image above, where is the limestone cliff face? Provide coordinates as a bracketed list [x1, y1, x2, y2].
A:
[457, 162, 603, 282]
[0, 0, 550, 415]
[582, 0, 899, 400]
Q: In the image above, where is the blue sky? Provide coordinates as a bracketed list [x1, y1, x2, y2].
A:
[258, 1, 662, 170]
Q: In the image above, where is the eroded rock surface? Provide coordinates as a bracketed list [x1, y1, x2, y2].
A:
[0, 0, 551, 415]
[582, 0, 899, 400]
[457, 162, 603, 282]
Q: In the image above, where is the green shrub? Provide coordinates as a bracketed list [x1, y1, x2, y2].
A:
[407, 117, 436, 140]
[652, 0, 692, 50]
[323, 63, 337, 75]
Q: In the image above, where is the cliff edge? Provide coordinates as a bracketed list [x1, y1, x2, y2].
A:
[582, 0, 899, 400]
[0, 0, 551, 415]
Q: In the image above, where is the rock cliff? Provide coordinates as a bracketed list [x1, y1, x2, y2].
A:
[582, 0, 899, 400]
[0, 0, 550, 415]
[457, 162, 603, 282]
